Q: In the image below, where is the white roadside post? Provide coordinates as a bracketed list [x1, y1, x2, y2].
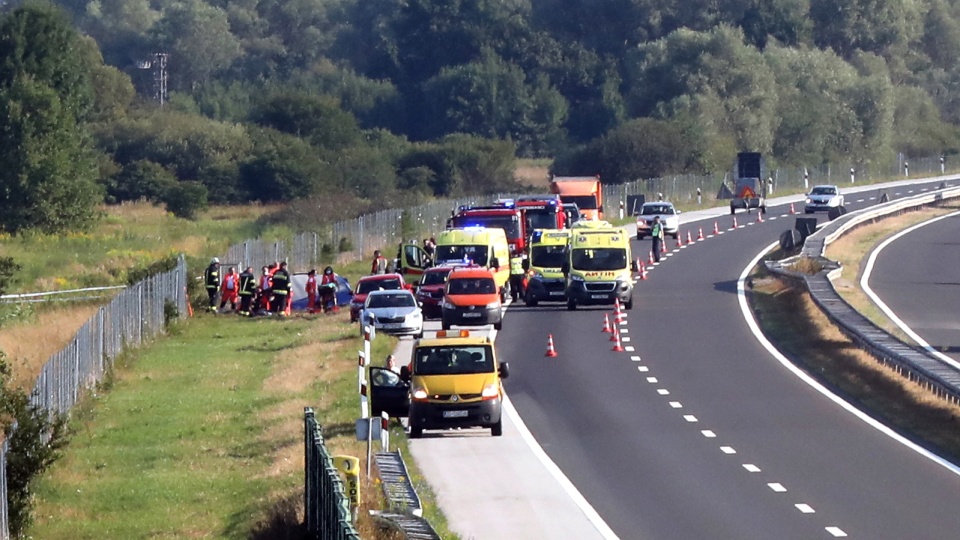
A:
[941, 156, 946, 174]
[803, 167, 809, 190]
[850, 167, 855, 184]
[904, 161, 909, 177]
[380, 411, 390, 452]
[358, 349, 368, 418]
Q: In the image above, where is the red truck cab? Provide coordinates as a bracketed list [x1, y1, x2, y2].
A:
[515, 195, 566, 231]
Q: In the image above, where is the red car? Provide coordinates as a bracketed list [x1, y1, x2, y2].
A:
[414, 266, 454, 319]
[350, 273, 409, 322]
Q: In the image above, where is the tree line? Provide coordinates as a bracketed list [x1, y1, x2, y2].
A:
[1, 0, 959, 233]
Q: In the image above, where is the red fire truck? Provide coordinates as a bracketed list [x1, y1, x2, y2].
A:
[515, 195, 567, 231]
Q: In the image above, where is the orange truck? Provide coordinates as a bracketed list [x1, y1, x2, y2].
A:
[549, 176, 603, 221]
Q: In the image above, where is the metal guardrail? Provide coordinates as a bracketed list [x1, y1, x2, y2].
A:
[0, 256, 187, 538]
[303, 408, 361, 540]
[766, 176, 960, 405]
[372, 451, 441, 540]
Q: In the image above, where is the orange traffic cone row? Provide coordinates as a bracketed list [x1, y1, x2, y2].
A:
[602, 314, 613, 333]
[545, 334, 558, 357]
[732, 216, 738, 228]
[713, 221, 720, 234]
[611, 327, 625, 352]
[789, 202, 797, 214]
[698, 227, 704, 241]
[687, 230, 694, 244]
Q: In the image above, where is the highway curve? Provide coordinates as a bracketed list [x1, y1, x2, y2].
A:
[499, 178, 960, 539]
[864, 209, 960, 365]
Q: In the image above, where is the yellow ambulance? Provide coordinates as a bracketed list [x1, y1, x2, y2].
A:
[429, 227, 511, 301]
[523, 229, 570, 306]
[563, 227, 636, 310]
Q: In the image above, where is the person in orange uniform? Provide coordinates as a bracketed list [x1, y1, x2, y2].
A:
[219, 267, 240, 311]
[305, 269, 318, 313]
[258, 266, 272, 312]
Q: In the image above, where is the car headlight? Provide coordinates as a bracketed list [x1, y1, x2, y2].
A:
[408, 312, 422, 320]
[805, 197, 812, 203]
[481, 382, 499, 399]
[570, 274, 584, 282]
[442, 299, 455, 309]
[412, 387, 428, 401]
[486, 301, 500, 309]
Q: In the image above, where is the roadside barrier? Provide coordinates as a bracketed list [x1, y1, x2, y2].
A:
[303, 408, 361, 540]
[766, 177, 960, 405]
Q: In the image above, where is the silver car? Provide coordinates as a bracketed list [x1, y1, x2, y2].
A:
[804, 185, 844, 213]
[635, 202, 680, 239]
[360, 290, 423, 338]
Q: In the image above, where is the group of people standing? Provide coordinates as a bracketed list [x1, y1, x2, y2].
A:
[203, 258, 293, 316]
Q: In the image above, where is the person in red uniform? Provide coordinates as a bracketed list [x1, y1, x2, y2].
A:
[319, 266, 339, 313]
[219, 267, 240, 311]
[305, 269, 318, 313]
[258, 266, 272, 312]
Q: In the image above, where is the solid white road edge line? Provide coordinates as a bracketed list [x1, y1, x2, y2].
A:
[501, 396, 621, 540]
[738, 241, 960, 477]
[860, 209, 960, 371]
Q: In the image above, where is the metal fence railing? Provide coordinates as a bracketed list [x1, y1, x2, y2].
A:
[304, 408, 360, 540]
[0, 256, 188, 538]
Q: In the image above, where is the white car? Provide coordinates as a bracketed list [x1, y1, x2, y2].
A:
[805, 185, 844, 213]
[360, 290, 423, 338]
[635, 202, 680, 239]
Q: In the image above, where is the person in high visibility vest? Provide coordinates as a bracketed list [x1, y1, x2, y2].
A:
[305, 269, 318, 313]
[371, 250, 388, 275]
[204, 258, 221, 312]
[270, 261, 291, 315]
[257, 266, 272, 312]
[238, 267, 257, 316]
[651, 216, 664, 262]
[509, 256, 524, 301]
[219, 267, 240, 311]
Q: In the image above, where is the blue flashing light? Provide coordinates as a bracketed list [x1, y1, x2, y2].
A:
[462, 225, 487, 231]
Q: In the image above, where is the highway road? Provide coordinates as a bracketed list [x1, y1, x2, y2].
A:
[404, 177, 960, 539]
[863, 208, 960, 365]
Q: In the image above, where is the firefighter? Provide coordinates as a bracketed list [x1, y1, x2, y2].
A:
[371, 250, 388, 275]
[271, 261, 291, 315]
[204, 258, 221, 312]
[305, 269, 318, 313]
[219, 266, 240, 311]
[319, 266, 339, 313]
[238, 267, 257, 316]
[257, 266, 272, 313]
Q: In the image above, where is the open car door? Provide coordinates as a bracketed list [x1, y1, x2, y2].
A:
[369, 367, 410, 418]
[399, 243, 430, 278]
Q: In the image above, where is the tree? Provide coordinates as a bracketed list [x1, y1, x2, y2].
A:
[107, 159, 178, 203]
[150, 0, 242, 91]
[240, 128, 332, 201]
[162, 181, 208, 219]
[0, 6, 101, 234]
[810, 0, 922, 58]
[249, 93, 362, 150]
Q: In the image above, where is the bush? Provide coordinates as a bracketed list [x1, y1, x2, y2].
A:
[0, 256, 20, 296]
[162, 182, 209, 220]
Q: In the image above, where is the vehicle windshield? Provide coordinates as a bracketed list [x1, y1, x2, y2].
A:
[811, 187, 837, 195]
[449, 215, 521, 240]
[420, 269, 451, 286]
[414, 345, 495, 375]
[531, 245, 567, 268]
[357, 278, 401, 294]
[560, 195, 597, 210]
[571, 248, 627, 271]
[526, 210, 559, 230]
[640, 205, 675, 216]
[447, 278, 497, 295]
[434, 244, 489, 266]
[367, 293, 415, 308]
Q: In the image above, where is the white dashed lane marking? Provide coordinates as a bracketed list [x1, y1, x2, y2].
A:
[768, 483, 787, 493]
[795, 504, 815, 514]
[646, 377, 658, 383]
[826, 526, 848, 537]
[701, 430, 717, 438]
[856, 199, 864, 203]
[743, 464, 761, 473]
[624, 346, 635, 352]
[620, 328, 629, 333]
[637, 365, 648, 372]
[669, 401, 682, 408]
[769, 216, 777, 221]
[869, 196, 877, 200]
[720, 446, 737, 455]
[683, 415, 698, 422]
[621, 337, 631, 342]
[630, 355, 641, 361]
[657, 389, 670, 395]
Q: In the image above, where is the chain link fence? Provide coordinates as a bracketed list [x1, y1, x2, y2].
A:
[304, 408, 360, 540]
[0, 256, 188, 538]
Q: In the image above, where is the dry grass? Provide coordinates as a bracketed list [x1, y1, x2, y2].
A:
[786, 256, 823, 274]
[0, 303, 101, 389]
[825, 203, 960, 342]
[514, 159, 551, 188]
[751, 274, 960, 462]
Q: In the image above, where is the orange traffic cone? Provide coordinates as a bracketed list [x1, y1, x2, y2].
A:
[687, 230, 694, 244]
[676, 234, 683, 248]
[713, 221, 720, 234]
[545, 334, 558, 357]
[697, 227, 704, 241]
[611, 327, 625, 352]
[614, 299, 625, 323]
[639, 260, 647, 280]
[756, 211, 764, 223]
[648, 251, 655, 265]
[789, 202, 796, 214]
[661, 241, 667, 254]
[732, 216, 738, 228]
[602, 314, 613, 333]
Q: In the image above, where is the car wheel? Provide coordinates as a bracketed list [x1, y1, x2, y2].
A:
[671, 232, 679, 240]
[730, 206, 736, 215]
[410, 425, 423, 439]
[625, 297, 633, 310]
[566, 299, 577, 311]
[491, 419, 503, 437]
[636, 234, 645, 241]
[494, 320, 503, 331]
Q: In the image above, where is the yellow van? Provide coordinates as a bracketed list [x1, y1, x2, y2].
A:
[433, 228, 511, 299]
[406, 331, 509, 438]
[563, 227, 636, 310]
[523, 229, 570, 306]
[571, 220, 613, 229]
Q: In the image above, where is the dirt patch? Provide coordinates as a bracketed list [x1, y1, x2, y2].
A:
[514, 160, 551, 188]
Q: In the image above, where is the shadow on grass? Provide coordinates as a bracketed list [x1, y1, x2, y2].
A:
[249, 493, 305, 540]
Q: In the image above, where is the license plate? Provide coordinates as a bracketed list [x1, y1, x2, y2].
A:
[462, 312, 482, 318]
[549, 291, 564, 296]
[443, 410, 468, 418]
[591, 294, 607, 299]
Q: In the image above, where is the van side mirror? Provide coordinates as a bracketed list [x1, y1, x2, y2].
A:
[490, 257, 500, 269]
[499, 362, 510, 379]
[522, 259, 529, 271]
[400, 365, 410, 382]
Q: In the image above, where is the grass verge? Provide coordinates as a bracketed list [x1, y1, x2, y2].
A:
[749, 269, 960, 464]
[27, 310, 457, 539]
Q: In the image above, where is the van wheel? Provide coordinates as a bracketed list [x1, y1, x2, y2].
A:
[500, 283, 510, 303]
[566, 299, 577, 311]
[410, 425, 423, 439]
[525, 296, 538, 307]
[491, 419, 502, 437]
[625, 297, 633, 310]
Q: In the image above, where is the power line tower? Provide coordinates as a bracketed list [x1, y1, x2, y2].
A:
[137, 53, 169, 106]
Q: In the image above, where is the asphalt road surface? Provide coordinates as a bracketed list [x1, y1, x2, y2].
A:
[499, 178, 960, 539]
